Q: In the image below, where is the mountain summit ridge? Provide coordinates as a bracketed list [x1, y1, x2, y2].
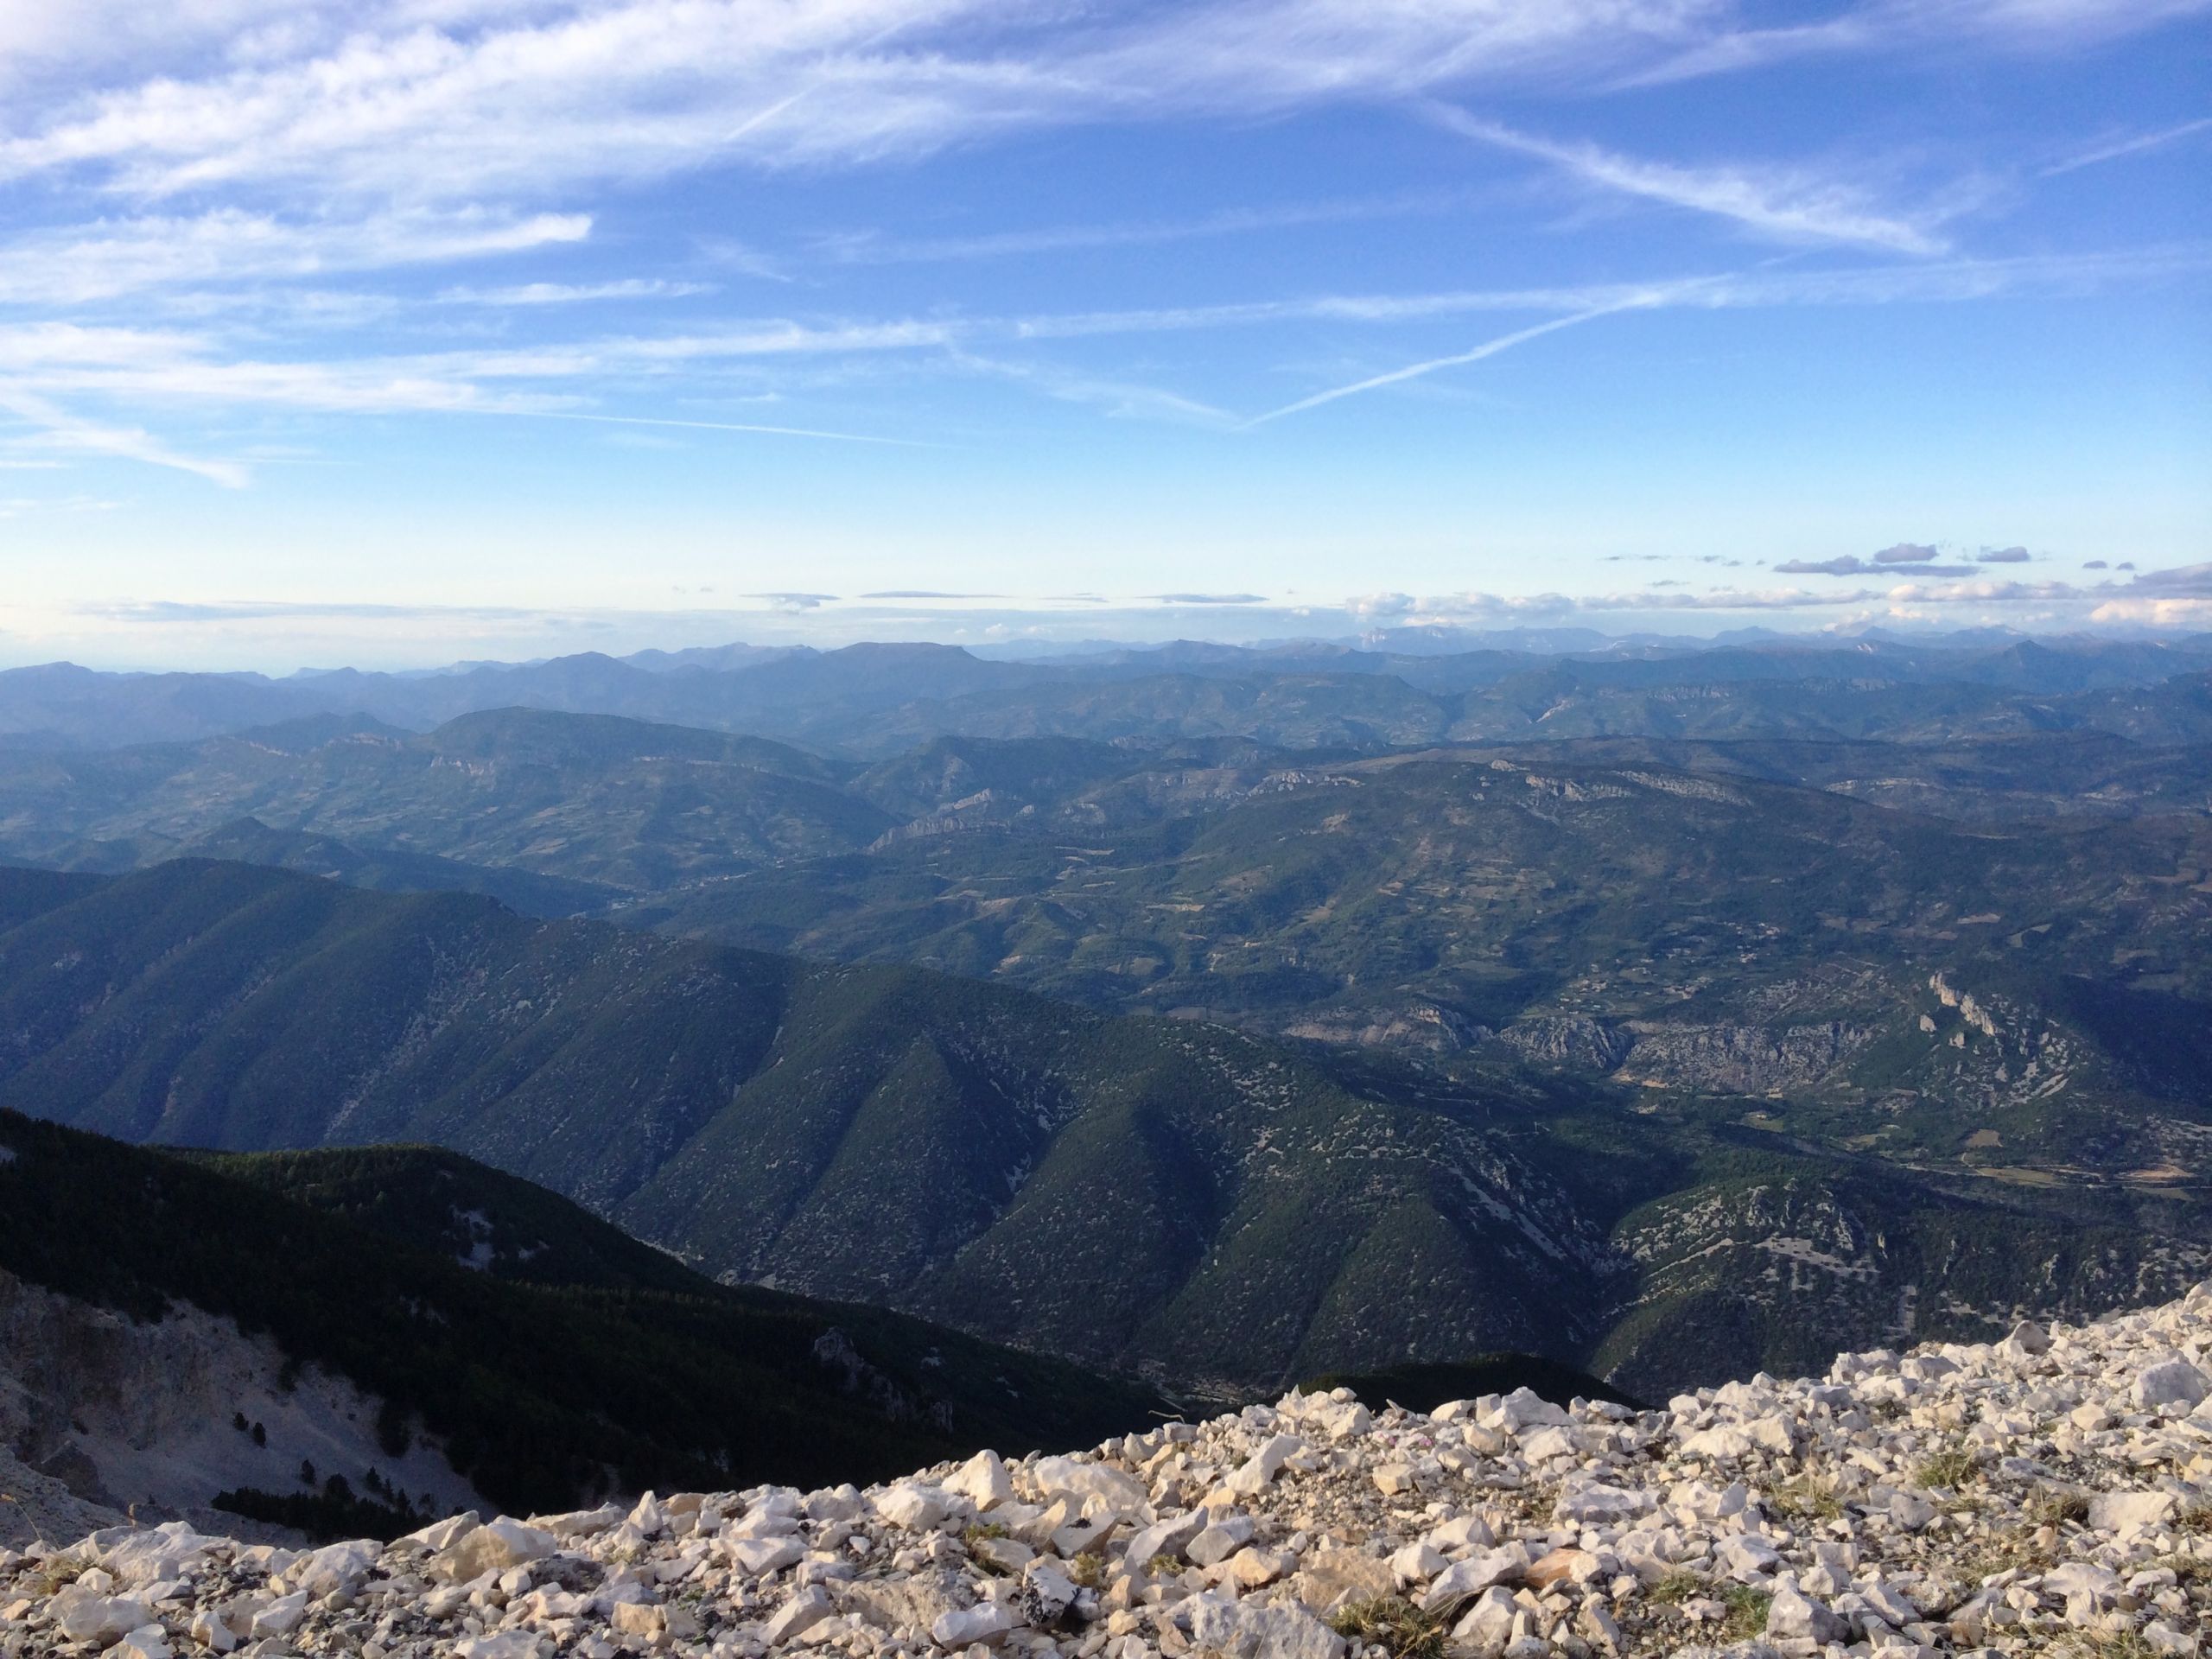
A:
[6, 1282, 2209, 1657]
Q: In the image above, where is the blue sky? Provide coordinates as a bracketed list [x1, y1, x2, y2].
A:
[0, 0, 2207, 668]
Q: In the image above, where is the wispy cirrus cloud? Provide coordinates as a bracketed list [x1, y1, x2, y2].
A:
[0, 382, 247, 486]
[1620, 0, 2212, 87]
[0, 208, 589, 306]
[1427, 107, 1956, 254]
[0, 1, 1707, 203]
[2043, 116, 2212, 175]
[437, 277, 715, 305]
[0, 243, 2201, 463]
[1241, 298, 1668, 425]
[810, 191, 1470, 265]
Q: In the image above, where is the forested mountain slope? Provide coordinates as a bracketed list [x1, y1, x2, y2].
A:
[3, 861, 2203, 1402]
[0, 1110, 1163, 1535]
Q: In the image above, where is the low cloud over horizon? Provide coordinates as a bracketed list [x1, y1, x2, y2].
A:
[10, 558, 2207, 674]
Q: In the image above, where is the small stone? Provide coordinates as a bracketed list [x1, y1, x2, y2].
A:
[251, 1592, 310, 1638]
[877, 1483, 961, 1532]
[1452, 1586, 1519, 1658]
[1391, 1541, 1446, 1585]
[1766, 1586, 1847, 1644]
[1524, 1547, 1596, 1590]
[763, 1585, 836, 1643]
[1223, 1433, 1306, 1496]
[608, 1601, 663, 1638]
[931, 1601, 1018, 1647]
[1224, 1545, 1292, 1588]
[2135, 1356, 2210, 1409]
[948, 1450, 1015, 1510]
[1186, 1514, 1255, 1567]
[2089, 1491, 2176, 1534]
[1372, 1462, 1418, 1496]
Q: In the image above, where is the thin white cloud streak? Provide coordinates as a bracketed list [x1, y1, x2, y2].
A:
[1242, 300, 1662, 426]
[497, 408, 938, 446]
[0, 3, 1755, 204]
[2042, 116, 2212, 175]
[0, 383, 247, 486]
[436, 277, 715, 304]
[948, 350, 1236, 428]
[0, 243, 2196, 476]
[1427, 106, 1952, 255]
[811, 192, 1470, 265]
[0, 208, 589, 305]
[1620, 0, 2212, 87]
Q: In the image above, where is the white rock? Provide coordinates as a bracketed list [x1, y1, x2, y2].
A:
[1679, 1424, 1756, 1460]
[931, 1600, 1018, 1647]
[1554, 1478, 1653, 1523]
[876, 1481, 961, 1532]
[2090, 1491, 2177, 1534]
[2143, 1620, 2202, 1656]
[429, 1516, 558, 1582]
[1518, 1426, 1579, 1463]
[1372, 1461, 1419, 1495]
[947, 1449, 1014, 1510]
[1889, 1491, 1937, 1531]
[1123, 1509, 1205, 1571]
[1713, 1533, 1781, 1580]
[293, 1538, 379, 1598]
[1451, 1586, 1519, 1657]
[1421, 1545, 1528, 1611]
[1222, 1433, 1306, 1496]
[1187, 1513, 1256, 1567]
[1424, 1514, 1495, 1554]
[532, 1503, 626, 1539]
[403, 1511, 481, 1551]
[1487, 1389, 1570, 1431]
[452, 1635, 543, 1659]
[1766, 1586, 1847, 1643]
[763, 1585, 836, 1643]
[2136, 1355, 2210, 1408]
[250, 1591, 310, 1638]
[1189, 1592, 1344, 1659]
[729, 1535, 804, 1576]
[54, 1592, 155, 1644]
[1391, 1541, 1446, 1584]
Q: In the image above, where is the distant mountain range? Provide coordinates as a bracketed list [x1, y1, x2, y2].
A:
[4, 631, 2209, 753]
[3, 626, 2206, 1433]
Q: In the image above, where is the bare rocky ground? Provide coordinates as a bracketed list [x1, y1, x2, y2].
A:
[6, 1285, 2211, 1659]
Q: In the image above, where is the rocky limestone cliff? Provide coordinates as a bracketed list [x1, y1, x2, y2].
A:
[6, 1284, 2212, 1657]
[0, 1269, 483, 1549]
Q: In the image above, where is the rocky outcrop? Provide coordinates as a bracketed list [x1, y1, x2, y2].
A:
[0, 1270, 483, 1548]
[7, 1285, 2211, 1657]
[1283, 1005, 1490, 1054]
[1491, 1017, 1633, 1073]
[1612, 1021, 1875, 1093]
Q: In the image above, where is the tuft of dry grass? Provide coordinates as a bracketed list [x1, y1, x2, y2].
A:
[1769, 1474, 1844, 1522]
[1916, 1446, 1978, 1490]
[2025, 1486, 2091, 1529]
[1326, 1597, 1453, 1659]
[1720, 1584, 1772, 1640]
